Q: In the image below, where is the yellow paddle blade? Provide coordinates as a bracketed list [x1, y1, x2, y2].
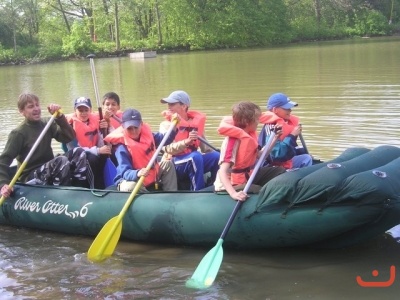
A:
[87, 216, 122, 262]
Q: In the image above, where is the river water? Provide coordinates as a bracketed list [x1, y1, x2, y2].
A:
[1, 37, 400, 299]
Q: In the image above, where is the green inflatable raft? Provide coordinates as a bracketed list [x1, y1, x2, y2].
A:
[1, 145, 400, 249]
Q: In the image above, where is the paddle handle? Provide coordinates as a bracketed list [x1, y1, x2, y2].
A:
[220, 132, 277, 239]
[0, 111, 59, 206]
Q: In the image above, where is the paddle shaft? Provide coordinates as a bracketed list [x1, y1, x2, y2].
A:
[118, 118, 178, 215]
[185, 131, 279, 288]
[220, 132, 277, 239]
[111, 114, 122, 124]
[197, 136, 219, 152]
[299, 132, 309, 154]
[88, 54, 107, 137]
[0, 111, 59, 205]
[91, 118, 178, 259]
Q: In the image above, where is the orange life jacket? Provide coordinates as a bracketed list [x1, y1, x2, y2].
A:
[104, 124, 159, 187]
[259, 112, 299, 169]
[217, 117, 259, 186]
[93, 110, 123, 132]
[66, 113, 100, 148]
[161, 110, 206, 155]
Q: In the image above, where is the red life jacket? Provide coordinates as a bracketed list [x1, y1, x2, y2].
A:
[217, 117, 258, 186]
[104, 124, 159, 187]
[160, 110, 206, 155]
[66, 113, 100, 148]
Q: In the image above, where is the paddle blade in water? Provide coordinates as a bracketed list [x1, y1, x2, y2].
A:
[87, 216, 122, 262]
[186, 239, 224, 289]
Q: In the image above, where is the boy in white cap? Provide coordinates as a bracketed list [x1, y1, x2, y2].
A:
[259, 93, 312, 169]
[159, 90, 220, 191]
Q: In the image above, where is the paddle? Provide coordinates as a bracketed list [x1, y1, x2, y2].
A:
[299, 133, 309, 154]
[186, 131, 278, 289]
[87, 53, 117, 187]
[87, 118, 179, 262]
[0, 111, 59, 206]
[197, 136, 220, 152]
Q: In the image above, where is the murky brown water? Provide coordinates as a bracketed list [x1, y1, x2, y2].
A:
[1, 37, 400, 299]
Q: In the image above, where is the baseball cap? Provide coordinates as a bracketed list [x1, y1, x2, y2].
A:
[160, 90, 191, 106]
[74, 97, 92, 109]
[267, 93, 298, 110]
[122, 108, 142, 128]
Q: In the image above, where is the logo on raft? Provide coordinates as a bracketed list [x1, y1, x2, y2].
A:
[14, 197, 93, 219]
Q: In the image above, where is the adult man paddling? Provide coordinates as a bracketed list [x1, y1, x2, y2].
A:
[0, 93, 86, 199]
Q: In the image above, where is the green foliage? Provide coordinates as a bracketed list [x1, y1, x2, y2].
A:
[291, 16, 349, 41]
[62, 22, 97, 57]
[347, 9, 391, 36]
[0, 0, 397, 64]
[0, 45, 40, 64]
[38, 45, 64, 61]
[0, 47, 15, 64]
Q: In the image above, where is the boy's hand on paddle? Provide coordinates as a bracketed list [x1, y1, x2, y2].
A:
[291, 124, 302, 137]
[1, 184, 13, 199]
[171, 113, 180, 124]
[185, 130, 198, 146]
[230, 190, 249, 202]
[99, 119, 109, 129]
[273, 124, 283, 137]
[103, 109, 113, 122]
[138, 168, 150, 177]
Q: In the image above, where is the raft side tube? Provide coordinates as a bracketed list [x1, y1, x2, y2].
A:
[291, 145, 400, 205]
[256, 147, 371, 210]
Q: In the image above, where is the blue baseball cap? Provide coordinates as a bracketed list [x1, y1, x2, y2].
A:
[122, 108, 142, 128]
[74, 97, 92, 109]
[160, 90, 191, 106]
[267, 93, 298, 110]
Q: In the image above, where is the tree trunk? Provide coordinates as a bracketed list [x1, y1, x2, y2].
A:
[155, 0, 162, 46]
[313, 0, 321, 27]
[114, 2, 120, 50]
[57, 0, 71, 33]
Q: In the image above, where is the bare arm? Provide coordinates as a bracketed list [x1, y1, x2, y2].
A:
[219, 162, 248, 202]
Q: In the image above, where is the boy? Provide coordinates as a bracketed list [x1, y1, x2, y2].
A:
[159, 90, 219, 191]
[104, 108, 178, 192]
[259, 93, 312, 169]
[214, 101, 285, 201]
[101, 91, 123, 132]
[65, 97, 112, 189]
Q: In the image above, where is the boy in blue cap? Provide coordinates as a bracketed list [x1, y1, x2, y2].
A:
[258, 93, 312, 169]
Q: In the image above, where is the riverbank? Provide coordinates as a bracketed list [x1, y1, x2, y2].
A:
[2, 34, 399, 67]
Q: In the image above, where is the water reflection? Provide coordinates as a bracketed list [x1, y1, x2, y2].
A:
[1, 225, 399, 299]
